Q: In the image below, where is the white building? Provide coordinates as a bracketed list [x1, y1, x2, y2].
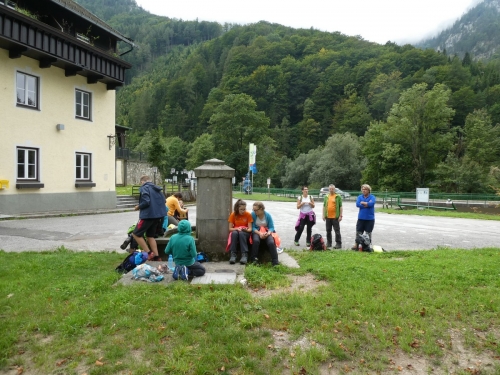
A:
[0, 0, 133, 215]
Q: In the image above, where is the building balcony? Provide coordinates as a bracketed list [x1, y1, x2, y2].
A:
[0, 1, 132, 89]
[115, 147, 130, 160]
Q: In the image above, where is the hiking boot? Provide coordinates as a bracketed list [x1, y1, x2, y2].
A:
[294, 241, 300, 246]
[306, 242, 311, 247]
[334, 244, 342, 249]
[252, 257, 259, 265]
[229, 253, 237, 264]
[326, 243, 332, 248]
[240, 254, 248, 265]
[276, 247, 284, 254]
[351, 244, 358, 250]
[272, 261, 280, 267]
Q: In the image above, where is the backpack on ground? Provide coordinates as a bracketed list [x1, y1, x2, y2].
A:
[115, 252, 137, 274]
[310, 233, 326, 251]
[115, 251, 150, 274]
[196, 252, 209, 263]
[356, 233, 373, 252]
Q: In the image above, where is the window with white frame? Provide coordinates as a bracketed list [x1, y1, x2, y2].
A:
[17, 147, 39, 180]
[75, 89, 91, 120]
[75, 153, 91, 181]
[16, 72, 38, 109]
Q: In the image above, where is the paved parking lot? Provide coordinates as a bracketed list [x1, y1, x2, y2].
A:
[0, 199, 498, 252]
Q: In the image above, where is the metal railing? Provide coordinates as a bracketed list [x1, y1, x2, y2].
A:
[115, 147, 130, 159]
[128, 151, 148, 162]
[115, 148, 149, 161]
[232, 187, 500, 206]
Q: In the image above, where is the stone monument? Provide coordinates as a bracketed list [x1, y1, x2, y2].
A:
[194, 159, 234, 259]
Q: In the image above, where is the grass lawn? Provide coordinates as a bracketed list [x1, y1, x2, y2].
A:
[1, 247, 499, 374]
[115, 185, 134, 196]
[232, 192, 296, 202]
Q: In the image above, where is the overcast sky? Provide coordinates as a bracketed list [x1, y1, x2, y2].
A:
[134, 0, 483, 45]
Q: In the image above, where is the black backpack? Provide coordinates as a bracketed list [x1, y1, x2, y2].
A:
[310, 233, 326, 251]
[115, 253, 137, 274]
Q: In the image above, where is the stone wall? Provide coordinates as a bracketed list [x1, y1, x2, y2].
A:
[126, 161, 164, 186]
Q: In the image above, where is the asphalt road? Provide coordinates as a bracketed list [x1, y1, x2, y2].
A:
[0, 200, 498, 252]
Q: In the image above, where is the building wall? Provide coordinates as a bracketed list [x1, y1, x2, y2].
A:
[0, 49, 117, 215]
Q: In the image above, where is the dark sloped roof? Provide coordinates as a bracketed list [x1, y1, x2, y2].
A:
[50, 0, 134, 46]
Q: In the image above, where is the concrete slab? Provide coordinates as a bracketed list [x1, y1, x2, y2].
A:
[190, 272, 237, 284]
[115, 261, 248, 286]
[278, 252, 300, 268]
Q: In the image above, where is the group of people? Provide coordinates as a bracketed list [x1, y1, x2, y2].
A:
[129, 175, 205, 279]
[226, 183, 376, 266]
[293, 183, 376, 250]
[128, 174, 377, 279]
[227, 199, 280, 266]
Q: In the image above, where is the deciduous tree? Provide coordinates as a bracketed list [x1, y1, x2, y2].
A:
[186, 134, 215, 170]
[209, 94, 270, 177]
[386, 83, 455, 187]
[309, 133, 366, 190]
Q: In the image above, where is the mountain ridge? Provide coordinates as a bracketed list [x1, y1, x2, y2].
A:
[417, 0, 500, 60]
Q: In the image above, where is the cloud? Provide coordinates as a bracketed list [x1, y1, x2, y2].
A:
[136, 0, 483, 45]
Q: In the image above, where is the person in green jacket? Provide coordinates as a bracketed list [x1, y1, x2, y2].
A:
[322, 184, 343, 249]
[165, 220, 205, 277]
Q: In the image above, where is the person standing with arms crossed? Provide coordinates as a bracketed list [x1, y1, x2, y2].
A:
[352, 184, 376, 250]
[323, 184, 343, 249]
[132, 175, 167, 260]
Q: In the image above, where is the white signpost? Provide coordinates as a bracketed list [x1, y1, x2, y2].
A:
[248, 143, 257, 193]
[416, 188, 429, 209]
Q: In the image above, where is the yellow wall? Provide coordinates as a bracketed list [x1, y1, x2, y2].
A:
[0, 49, 116, 196]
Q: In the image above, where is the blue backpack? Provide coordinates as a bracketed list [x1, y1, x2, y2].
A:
[115, 252, 138, 273]
[196, 252, 209, 263]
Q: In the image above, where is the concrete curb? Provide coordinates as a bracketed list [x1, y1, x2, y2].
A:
[0, 208, 135, 221]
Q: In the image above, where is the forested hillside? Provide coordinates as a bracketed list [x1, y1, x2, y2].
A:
[75, 0, 224, 81]
[418, 0, 500, 61]
[76, 0, 500, 193]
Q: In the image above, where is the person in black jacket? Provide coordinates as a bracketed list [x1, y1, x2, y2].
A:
[132, 175, 167, 259]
